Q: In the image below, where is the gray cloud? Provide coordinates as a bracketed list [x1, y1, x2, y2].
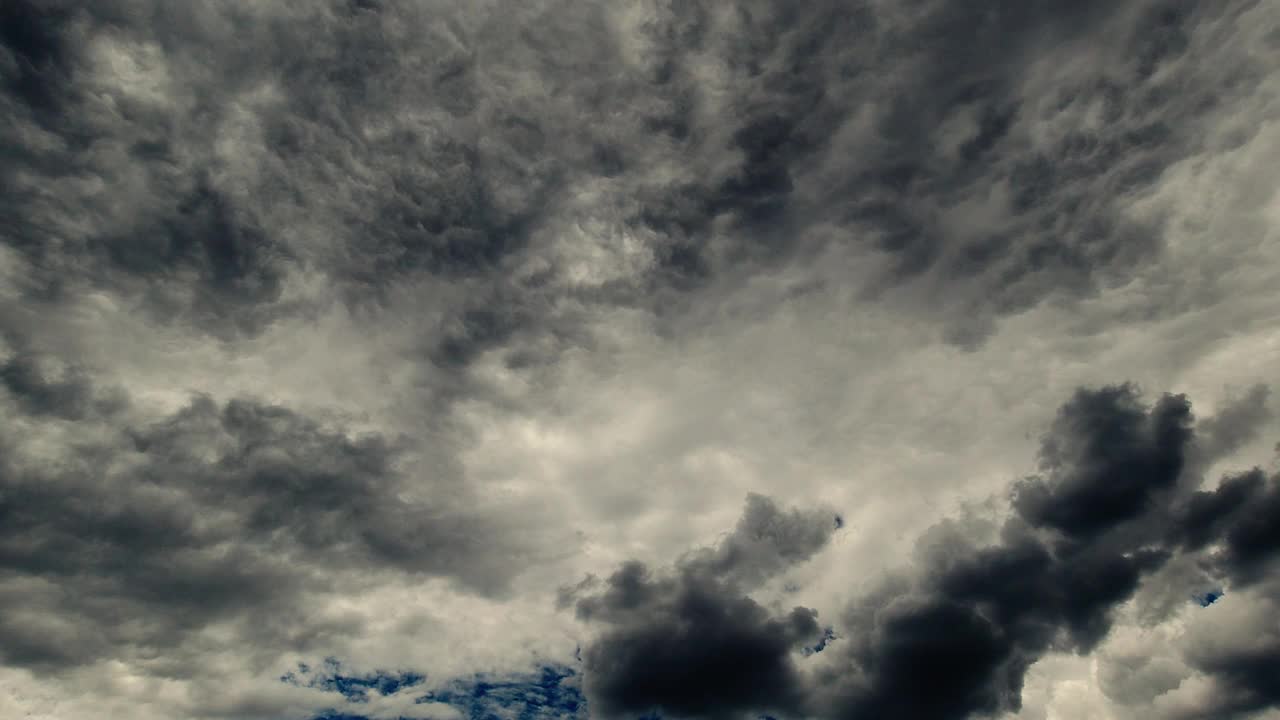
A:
[4, 0, 1270, 353]
[568, 494, 837, 720]
[601, 0, 1263, 345]
[1011, 385, 1193, 538]
[1174, 468, 1280, 589]
[2, 0, 1277, 717]
[0, 355, 540, 676]
[0, 344, 125, 420]
[573, 385, 1280, 720]
[813, 385, 1186, 719]
[824, 385, 1280, 720]
[1177, 586, 1280, 719]
[1194, 384, 1272, 465]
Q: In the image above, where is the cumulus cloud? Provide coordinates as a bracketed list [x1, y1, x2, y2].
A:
[567, 494, 837, 720]
[571, 386, 1280, 720]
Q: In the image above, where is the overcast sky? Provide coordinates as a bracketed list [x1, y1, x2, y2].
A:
[2, 1, 1279, 719]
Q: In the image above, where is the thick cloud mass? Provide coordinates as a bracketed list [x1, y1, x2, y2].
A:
[569, 495, 837, 720]
[832, 388, 1280, 720]
[1012, 386, 1193, 537]
[1, 0, 1278, 718]
[3, 0, 1270, 343]
[819, 387, 1187, 719]
[575, 387, 1280, 720]
[0, 356, 534, 675]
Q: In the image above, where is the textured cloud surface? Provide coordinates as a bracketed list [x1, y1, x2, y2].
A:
[2, 1, 1279, 719]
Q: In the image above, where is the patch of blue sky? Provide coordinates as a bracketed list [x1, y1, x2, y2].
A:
[282, 657, 427, 703]
[286, 659, 584, 720]
[1198, 590, 1222, 607]
[421, 664, 583, 720]
[801, 627, 837, 657]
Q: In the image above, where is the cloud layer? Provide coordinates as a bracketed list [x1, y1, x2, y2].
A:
[2, 0, 1279, 719]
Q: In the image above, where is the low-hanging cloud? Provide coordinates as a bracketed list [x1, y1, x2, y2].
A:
[571, 385, 1280, 720]
[567, 494, 839, 720]
[0, 349, 548, 676]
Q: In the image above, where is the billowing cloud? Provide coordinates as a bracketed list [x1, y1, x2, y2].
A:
[570, 386, 1280, 720]
[568, 494, 837, 720]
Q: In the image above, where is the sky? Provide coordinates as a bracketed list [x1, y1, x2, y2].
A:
[1, 1, 1279, 719]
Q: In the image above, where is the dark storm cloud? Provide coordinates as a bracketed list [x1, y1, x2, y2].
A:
[825, 536, 1171, 719]
[0, 1, 291, 336]
[1173, 468, 1280, 588]
[817, 385, 1187, 720]
[823, 384, 1280, 720]
[1164, 469, 1280, 718]
[0, 344, 125, 420]
[0, 0, 561, 340]
[568, 494, 837, 720]
[3, 1, 1277, 715]
[91, 182, 290, 334]
[0, 361, 529, 673]
[4, 0, 1265, 355]
[573, 385, 1280, 720]
[837, 384, 1280, 720]
[1011, 385, 1193, 538]
[0, 0, 75, 115]
[614, 0, 1258, 345]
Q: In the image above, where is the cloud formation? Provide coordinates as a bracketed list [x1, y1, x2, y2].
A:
[4, 1, 1271, 346]
[1, 0, 1278, 718]
[571, 386, 1280, 720]
[568, 494, 837, 720]
[0, 351, 547, 677]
